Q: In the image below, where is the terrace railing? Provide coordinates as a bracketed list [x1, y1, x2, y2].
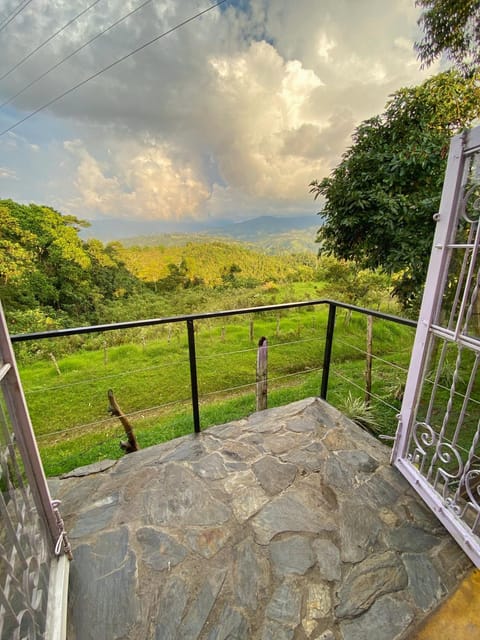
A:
[10, 299, 416, 437]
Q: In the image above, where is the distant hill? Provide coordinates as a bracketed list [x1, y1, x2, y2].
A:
[209, 215, 318, 238]
[116, 239, 319, 286]
[118, 215, 321, 254]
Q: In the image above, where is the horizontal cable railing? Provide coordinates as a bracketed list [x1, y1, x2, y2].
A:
[10, 299, 416, 342]
[10, 299, 418, 474]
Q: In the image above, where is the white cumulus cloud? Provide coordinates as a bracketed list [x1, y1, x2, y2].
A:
[0, 0, 437, 222]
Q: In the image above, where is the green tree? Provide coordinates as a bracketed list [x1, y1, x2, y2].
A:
[157, 259, 190, 292]
[0, 205, 35, 284]
[416, 0, 480, 74]
[5, 201, 92, 312]
[85, 239, 140, 303]
[0, 199, 144, 324]
[309, 70, 480, 309]
[221, 263, 242, 286]
[316, 257, 390, 309]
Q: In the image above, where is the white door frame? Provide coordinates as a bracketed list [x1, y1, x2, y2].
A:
[392, 127, 480, 568]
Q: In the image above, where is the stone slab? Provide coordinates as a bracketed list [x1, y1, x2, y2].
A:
[145, 463, 231, 526]
[69, 527, 137, 640]
[155, 576, 189, 640]
[265, 580, 302, 627]
[252, 492, 335, 545]
[336, 551, 408, 618]
[207, 605, 249, 640]
[136, 527, 187, 571]
[178, 568, 227, 638]
[388, 523, 441, 553]
[338, 499, 383, 563]
[313, 538, 341, 582]
[402, 553, 443, 611]
[69, 492, 120, 539]
[233, 538, 270, 610]
[61, 459, 117, 478]
[270, 534, 315, 576]
[339, 595, 414, 640]
[253, 455, 297, 495]
[186, 526, 231, 559]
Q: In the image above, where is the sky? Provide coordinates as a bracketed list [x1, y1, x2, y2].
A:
[0, 0, 438, 230]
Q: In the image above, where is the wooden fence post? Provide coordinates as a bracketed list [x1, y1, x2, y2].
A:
[107, 389, 140, 453]
[365, 315, 373, 406]
[256, 337, 268, 411]
[49, 352, 61, 375]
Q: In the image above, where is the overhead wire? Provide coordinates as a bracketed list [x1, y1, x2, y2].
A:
[0, 0, 228, 137]
[23, 335, 320, 395]
[0, 0, 104, 83]
[330, 369, 401, 414]
[0, 0, 153, 110]
[0, 0, 25, 27]
[24, 356, 192, 393]
[35, 397, 191, 440]
[0, 0, 34, 34]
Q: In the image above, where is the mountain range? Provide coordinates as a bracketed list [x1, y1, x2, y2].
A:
[83, 215, 322, 254]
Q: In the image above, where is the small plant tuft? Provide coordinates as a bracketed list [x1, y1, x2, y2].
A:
[339, 392, 380, 435]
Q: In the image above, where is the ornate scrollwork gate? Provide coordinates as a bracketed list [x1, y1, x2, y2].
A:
[0, 302, 71, 639]
[392, 126, 480, 567]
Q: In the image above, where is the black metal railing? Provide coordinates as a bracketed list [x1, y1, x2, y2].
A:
[10, 299, 417, 435]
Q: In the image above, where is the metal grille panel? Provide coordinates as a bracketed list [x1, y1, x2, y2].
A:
[393, 130, 480, 567]
[0, 392, 52, 638]
[0, 301, 71, 638]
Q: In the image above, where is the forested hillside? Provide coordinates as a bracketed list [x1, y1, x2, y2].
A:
[0, 199, 323, 332]
[0, 200, 146, 329]
[117, 241, 317, 287]
[0, 198, 395, 340]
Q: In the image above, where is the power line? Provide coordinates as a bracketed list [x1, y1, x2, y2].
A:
[0, 0, 104, 83]
[0, 0, 228, 137]
[35, 397, 190, 440]
[0, 0, 24, 26]
[0, 0, 152, 109]
[0, 0, 28, 29]
[0, 0, 34, 34]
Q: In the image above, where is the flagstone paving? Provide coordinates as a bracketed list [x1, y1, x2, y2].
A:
[48, 398, 473, 639]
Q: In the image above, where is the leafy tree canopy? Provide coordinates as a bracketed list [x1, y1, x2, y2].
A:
[309, 70, 480, 309]
[0, 199, 142, 322]
[416, 0, 480, 74]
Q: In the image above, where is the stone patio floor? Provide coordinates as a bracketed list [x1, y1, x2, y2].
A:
[48, 398, 474, 640]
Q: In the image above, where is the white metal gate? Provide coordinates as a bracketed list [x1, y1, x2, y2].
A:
[392, 126, 480, 568]
[0, 301, 71, 638]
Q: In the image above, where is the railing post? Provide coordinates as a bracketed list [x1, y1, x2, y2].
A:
[256, 337, 268, 411]
[320, 303, 336, 400]
[365, 314, 373, 406]
[186, 319, 201, 433]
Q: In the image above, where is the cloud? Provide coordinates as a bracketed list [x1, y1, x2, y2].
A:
[0, 0, 436, 222]
[203, 40, 328, 201]
[0, 167, 17, 179]
[64, 138, 209, 219]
